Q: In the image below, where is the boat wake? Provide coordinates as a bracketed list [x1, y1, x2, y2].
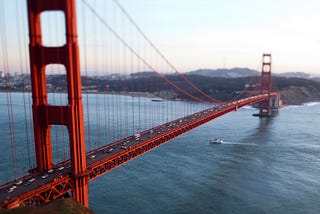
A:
[283, 102, 320, 109]
[220, 141, 257, 146]
[303, 102, 320, 107]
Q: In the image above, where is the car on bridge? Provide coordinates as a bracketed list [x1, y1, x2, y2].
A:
[89, 155, 96, 159]
[41, 174, 49, 179]
[15, 180, 23, 186]
[58, 166, 64, 171]
[103, 148, 113, 153]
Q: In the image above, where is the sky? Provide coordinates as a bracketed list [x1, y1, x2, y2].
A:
[119, 0, 320, 74]
[1, 0, 320, 75]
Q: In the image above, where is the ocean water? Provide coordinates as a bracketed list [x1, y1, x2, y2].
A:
[0, 93, 319, 213]
[89, 103, 320, 213]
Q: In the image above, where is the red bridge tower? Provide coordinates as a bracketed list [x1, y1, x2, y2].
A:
[259, 53, 272, 116]
[254, 53, 280, 117]
[27, 0, 88, 206]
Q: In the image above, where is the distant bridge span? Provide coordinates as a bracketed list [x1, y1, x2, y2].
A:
[0, 92, 278, 208]
[87, 92, 279, 180]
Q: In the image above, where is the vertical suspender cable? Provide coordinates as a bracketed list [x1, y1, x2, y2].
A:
[0, 2, 18, 179]
[114, 2, 121, 140]
[16, 2, 32, 170]
[92, 4, 101, 149]
[120, 9, 128, 137]
[20, 2, 36, 167]
[137, 35, 141, 133]
[82, 2, 91, 151]
[102, 0, 109, 145]
[109, 14, 116, 143]
[130, 24, 135, 136]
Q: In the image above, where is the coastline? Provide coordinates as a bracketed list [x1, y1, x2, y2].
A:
[1, 91, 319, 106]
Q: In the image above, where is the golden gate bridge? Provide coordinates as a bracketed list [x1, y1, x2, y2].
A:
[0, 0, 279, 208]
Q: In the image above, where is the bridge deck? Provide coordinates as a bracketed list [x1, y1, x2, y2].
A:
[0, 93, 278, 207]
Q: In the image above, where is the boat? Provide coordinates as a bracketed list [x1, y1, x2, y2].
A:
[210, 138, 223, 144]
[151, 99, 163, 102]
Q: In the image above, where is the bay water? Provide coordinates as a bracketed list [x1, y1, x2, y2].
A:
[89, 102, 320, 213]
[0, 93, 319, 213]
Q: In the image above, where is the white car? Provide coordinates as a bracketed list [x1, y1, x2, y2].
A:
[15, 180, 23, 185]
[41, 174, 49, 179]
[10, 185, 17, 190]
[8, 188, 15, 193]
[89, 155, 96, 159]
[103, 148, 113, 153]
[28, 178, 35, 183]
[58, 166, 64, 171]
[47, 169, 54, 173]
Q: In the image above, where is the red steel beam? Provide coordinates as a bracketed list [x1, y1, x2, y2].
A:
[2, 176, 73, 208]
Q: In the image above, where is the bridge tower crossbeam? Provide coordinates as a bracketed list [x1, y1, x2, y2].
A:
[27, 0, 88, 206]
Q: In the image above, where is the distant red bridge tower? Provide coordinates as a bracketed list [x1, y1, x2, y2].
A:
[27, 0, 88, 206]
[253, 53, 280, 117]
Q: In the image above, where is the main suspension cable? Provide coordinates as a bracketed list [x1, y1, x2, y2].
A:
[112, 0, 224, 104]
[82, 0, 213, 104]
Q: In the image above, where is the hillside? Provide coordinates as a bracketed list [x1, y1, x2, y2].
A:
[80, 75, 320, 105]
[186, 68, 316, 79]
[0, 198, 94, 214]
[1, 73, 320, 105]
[101, 75, 320, 105]
[273, 77, 320, 105]
[186, 68, 259, 78]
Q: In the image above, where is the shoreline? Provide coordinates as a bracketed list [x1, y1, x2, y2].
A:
[1, 91, 319, 106]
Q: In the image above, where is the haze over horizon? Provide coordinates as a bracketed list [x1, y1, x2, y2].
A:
[1, 0, 319, 75]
